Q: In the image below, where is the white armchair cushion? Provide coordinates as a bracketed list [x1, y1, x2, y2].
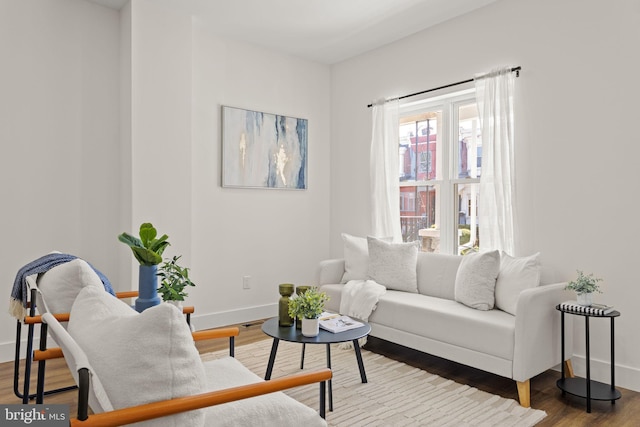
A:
[203, 357, 327, 426]
[36, 259, 104, 316]
[454, 250, 500, 310]
[68, 286, 206, 427]
[495, 252, 541, 315]
[367, 237, 419, 292]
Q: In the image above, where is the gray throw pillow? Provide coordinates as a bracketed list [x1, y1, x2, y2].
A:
[454, 250, 500, 310]
[367, 237, 419, 292]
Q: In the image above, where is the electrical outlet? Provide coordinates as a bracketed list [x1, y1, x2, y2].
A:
[242, 275, 251, 289]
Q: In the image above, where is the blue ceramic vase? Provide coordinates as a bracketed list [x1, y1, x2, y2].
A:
[135, 264, 161, 312]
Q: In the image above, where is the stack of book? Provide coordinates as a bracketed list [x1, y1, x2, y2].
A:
[318, 312, 364, 333]
[559, 301, 615, 316]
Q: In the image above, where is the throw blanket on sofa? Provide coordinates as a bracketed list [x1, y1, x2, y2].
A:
[340, 279, 386, 321]
[9, 253, 115, 320]
[338, 280, 386, 348]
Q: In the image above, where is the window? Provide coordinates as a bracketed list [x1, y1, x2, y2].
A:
[398, 90, 481, 255]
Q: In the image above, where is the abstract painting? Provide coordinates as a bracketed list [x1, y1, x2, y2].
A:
[222, 106, 308, 189]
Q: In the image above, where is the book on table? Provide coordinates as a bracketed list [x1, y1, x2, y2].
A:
[318, 312, 364, 333]
[559, 301, 614, 315]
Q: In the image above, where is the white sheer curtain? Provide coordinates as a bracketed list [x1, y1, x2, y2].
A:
[475, 67, 517, 254]
[370, 98, 402, 242]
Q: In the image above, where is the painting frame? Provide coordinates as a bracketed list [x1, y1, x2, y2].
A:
[221, 105, 308, 190]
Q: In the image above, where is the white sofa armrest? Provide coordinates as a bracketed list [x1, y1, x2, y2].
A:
[512, 282, 574, 382]
[318, 259, 345, 285]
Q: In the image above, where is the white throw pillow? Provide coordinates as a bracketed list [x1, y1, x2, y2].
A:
[340, 233, 392, 283]
[67, 286, 206, 427]
[367, 237, 419, 292]
[454, 250, 500, 310]
[495, 252, 541, 315]
[341, 233, 369, 283]
[36, 259, 104, 316]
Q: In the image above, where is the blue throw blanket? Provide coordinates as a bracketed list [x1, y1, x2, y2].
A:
[10, 253, 115, 319]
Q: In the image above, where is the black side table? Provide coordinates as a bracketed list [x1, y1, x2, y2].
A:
[261, 317, 371, 411]
[556, 305, 621, 412]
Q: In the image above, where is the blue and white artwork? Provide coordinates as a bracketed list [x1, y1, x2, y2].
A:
[222, 106, 308, 189]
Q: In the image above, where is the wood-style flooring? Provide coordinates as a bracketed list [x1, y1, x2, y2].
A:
[1, 318, 638, 426]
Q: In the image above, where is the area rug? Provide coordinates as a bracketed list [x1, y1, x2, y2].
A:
[201, 339, 546, 427]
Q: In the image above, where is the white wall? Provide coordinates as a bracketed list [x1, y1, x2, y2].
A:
[130, 1, 332, 329]
[0, 0, 121, 360]
[0, 0, 331, 362]
[330, 0, 640, 390]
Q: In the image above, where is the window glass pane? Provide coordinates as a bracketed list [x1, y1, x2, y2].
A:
[399, 111, 442, 182]
[456, 182, 480, 254]
[400, 185, 439, 251]
[457, 103, 481, 179]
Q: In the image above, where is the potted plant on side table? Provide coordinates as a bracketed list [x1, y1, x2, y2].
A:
[565, 270, 603, 306]
[157, 255, 196, 310]
[288, 287, 329, 337]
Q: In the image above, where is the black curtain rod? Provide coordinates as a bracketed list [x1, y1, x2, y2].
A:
[366, 66, 521, 108]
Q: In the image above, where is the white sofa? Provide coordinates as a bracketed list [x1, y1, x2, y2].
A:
[318, 249, 573, 407]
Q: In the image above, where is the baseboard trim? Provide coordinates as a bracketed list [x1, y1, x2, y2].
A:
[0, 323, 44, 364]
[567, 353, 640, 392]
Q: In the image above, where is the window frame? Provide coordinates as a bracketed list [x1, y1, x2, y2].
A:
[399, 89, 479, 254]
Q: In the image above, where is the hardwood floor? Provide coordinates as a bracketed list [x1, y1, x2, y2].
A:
[2, 319, 638, 426]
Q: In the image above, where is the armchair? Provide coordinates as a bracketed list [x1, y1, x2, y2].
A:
[14, 258, 135, 403]
[15, 260, 199, 404]
[42, 286, 331, 426]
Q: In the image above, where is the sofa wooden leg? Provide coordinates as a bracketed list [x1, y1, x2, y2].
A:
[516, 379, 530, 408]
[564, 359, 575, 378]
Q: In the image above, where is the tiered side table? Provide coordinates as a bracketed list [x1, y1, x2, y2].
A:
[556, 305, 621, 412]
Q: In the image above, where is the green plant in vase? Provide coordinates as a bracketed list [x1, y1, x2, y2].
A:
[118, 222, 170, 266]
[565, 270, 602, 306]
[288, 287, 329, 337]
[118, 222, 170, 312]
[157, 255, 196, 307]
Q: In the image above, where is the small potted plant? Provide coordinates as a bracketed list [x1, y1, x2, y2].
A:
[157, 255, 196, 309]
[118, 223, 170, 312]
[565, 270, 602, 306]
[288, 287, 329, 337]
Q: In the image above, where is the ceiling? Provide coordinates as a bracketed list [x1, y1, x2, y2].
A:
[87, 0, 497, 64]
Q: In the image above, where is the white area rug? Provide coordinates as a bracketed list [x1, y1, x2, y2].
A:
[201, 339, 546, 427]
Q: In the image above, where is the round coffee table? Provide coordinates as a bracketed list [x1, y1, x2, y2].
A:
[261, 317, 371, 411]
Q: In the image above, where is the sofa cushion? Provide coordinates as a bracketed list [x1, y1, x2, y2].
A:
[319, 284, 344, 313]
[67, 286, 206, 427]
[416, 252, 462, 299]
[454, 250, 500, 310]
[495, 252, 541, 315]
[369, 290, 515, 360]
[367, 237, 419, 292]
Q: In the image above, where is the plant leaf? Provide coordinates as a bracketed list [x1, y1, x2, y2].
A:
[139, 223, 157, 248]
[118, 233, 144, 249]
[150, 234, 170, 255]
[131, 247, 162, 266]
